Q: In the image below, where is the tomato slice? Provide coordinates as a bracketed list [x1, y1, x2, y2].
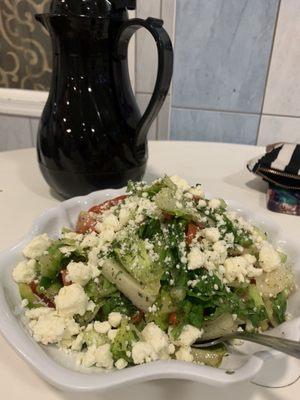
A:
[168, 312, 179, 326]
[163, 212, 173, 221]
[76, 211, 97, 234]
[131, 310, 145, 324]
[196, 221, 206, 230]
[61, 269, 71, 286]
[186, 223, 198, 245]
[76, 196, 128, 234]
[88, 195, 128, 214]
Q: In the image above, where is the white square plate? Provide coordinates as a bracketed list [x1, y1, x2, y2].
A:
[0, 189, 299, 392]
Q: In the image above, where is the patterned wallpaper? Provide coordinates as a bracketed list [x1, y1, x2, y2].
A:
[0, 0, 52, 91]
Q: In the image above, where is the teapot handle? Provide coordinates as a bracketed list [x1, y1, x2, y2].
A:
[114, 18, 173, 148]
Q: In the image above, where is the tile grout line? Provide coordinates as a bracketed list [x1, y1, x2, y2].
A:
[170, 105, 300, 120]
[262, 112, 300, 120]
[167, 0, 177, 141]
[255, 0, 282, 144]
[157, 0, 163, 140]
[171, 105, 260, 116]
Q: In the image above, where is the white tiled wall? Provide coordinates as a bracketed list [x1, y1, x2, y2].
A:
[135, 0, 176, 140]
[257, 0, 300, 145]
[0, 115, 33, 151]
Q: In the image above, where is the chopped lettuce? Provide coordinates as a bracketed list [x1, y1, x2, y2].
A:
[110, 320, 139, 362]
[114, 236, 163, 296]
[272, 291, 287, 325]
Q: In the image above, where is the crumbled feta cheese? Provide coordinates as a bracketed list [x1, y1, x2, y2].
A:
[187, 247, 205, 270]
[190, 185, 204, 198]
[148, 304, 158, 313]
[204, 227, 220, 243]
[23, 234, 51, 259]
[224, 255, 262, 283]
[170, 175, 190, 191]
[62, 232, 83, 242]
[131, 342, 158, 365]
[81, 233, 99, 248]
[168, 343, 176, 355]
[108, 312, 122, 328]
[71, 333, 84, 351]
[224, 232, 234, 244]
[102, 214, 120, 231]
[211, 241, 228, 265]
[81, 345, 97, 367]
[118, 208, 130, 227]
[87, 301, 96, 312]
[197, 199, 206, 207]
[126, 350, 131, 358]
[25, 307, 53, 320]
[95, 224, 115, 241]
[115, 358, 128, 370]
[107, 329, 118, 342]
[59, 246, 77, 256]
[66, 261, 92, 286]
[208, 199, 221, 210]
[55, 283, 89, 317]
[95, 344, 114, 369]
[12, 259, 36, 284]
[142, 323, 169, 355]
[28, 313, 65, 345]
[21, 299, 29, 308]
[63, 318, 80, 339]
[259, 243, 281, 272]
[175, 346, 193, 362]
[94, 321, 111, 334]
[174, 325, 202, 346]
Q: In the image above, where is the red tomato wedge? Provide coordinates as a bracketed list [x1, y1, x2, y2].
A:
[131, 310, 145, 324]
[185, 223, 198, 245]
[76, 195, 127, 234]
[76, 211, 97, 234]
[88, 195, 128, 214]
[168, 312, 179, 326]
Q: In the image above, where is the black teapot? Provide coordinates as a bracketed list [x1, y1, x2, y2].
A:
[36, 0, 173, 198]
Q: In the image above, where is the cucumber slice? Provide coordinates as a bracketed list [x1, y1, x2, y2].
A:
[191, 344, 227, 368]
[39, 245, 64, 279]
[38, 281, 62, 299]
[18, 283, 42, 309]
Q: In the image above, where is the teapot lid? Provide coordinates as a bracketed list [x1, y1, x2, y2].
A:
[49, 0, 136, 17]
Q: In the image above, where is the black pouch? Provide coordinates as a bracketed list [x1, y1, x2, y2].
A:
[247, 143, 300, 215]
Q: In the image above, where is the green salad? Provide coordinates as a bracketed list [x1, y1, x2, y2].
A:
[12, 175, 295, 370]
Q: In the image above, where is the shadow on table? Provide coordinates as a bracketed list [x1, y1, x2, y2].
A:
[223, 171, 268, 195]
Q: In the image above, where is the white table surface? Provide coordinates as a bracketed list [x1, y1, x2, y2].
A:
[0, 141, 299, 399]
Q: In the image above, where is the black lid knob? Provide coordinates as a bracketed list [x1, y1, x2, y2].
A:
[112, 0, 136, 10]
[49, 0, 111, 17]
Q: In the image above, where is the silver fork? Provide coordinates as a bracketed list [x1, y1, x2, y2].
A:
[192, 332, 300, 359]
